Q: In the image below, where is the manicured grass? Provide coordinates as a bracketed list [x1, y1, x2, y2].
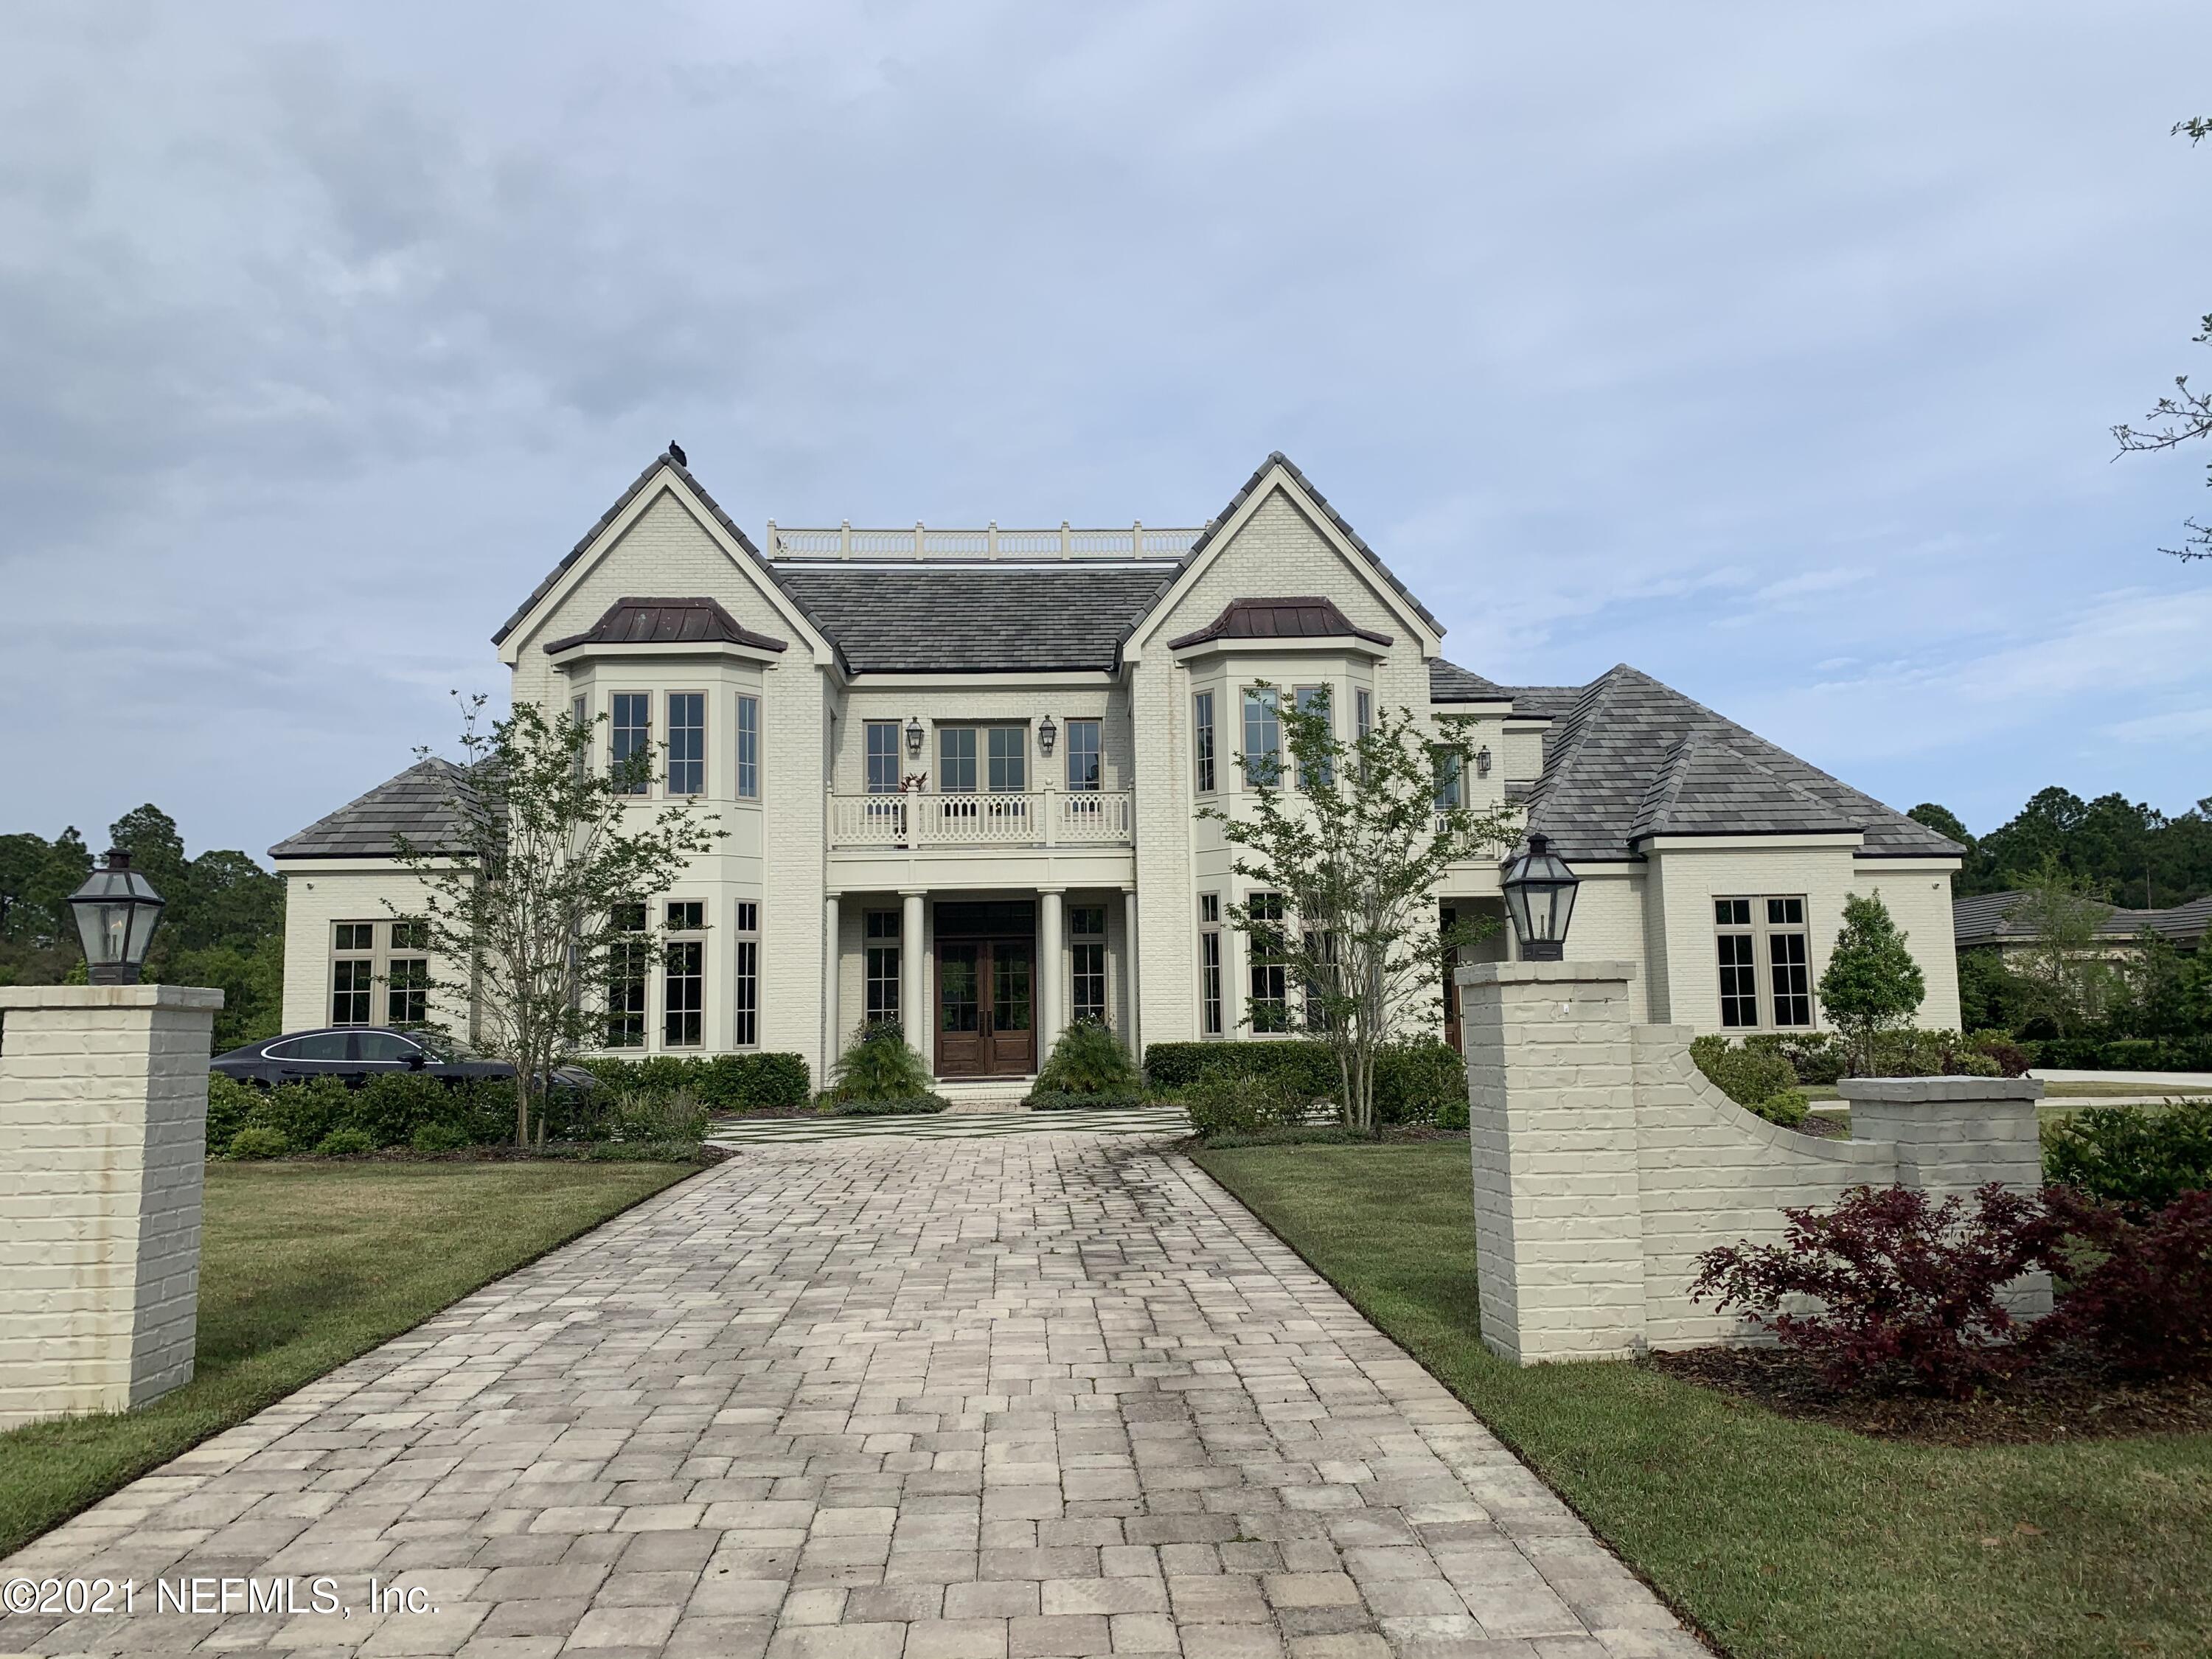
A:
[1192, 1141, 2212, 1659]
[0, 1160, 697, 1559]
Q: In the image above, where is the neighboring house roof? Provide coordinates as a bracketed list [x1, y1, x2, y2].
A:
[268, 758, 476, 860]
[543, 597, 787, 655]
[1521, 664, 1963, 863]
[772, 566, 1172, 673]
[1429, 658, 1510, 702]
[1955, 889, 2212, 950]
[1168, 596, 1393, 651]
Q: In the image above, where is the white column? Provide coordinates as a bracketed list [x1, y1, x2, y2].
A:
[901, 890, 928, 1065]
[0, 984, 222, 1427]
[823, 894, 841, 1070]
[1122, 887, 1141, 1058]
[1039, 889, 1065, 1060]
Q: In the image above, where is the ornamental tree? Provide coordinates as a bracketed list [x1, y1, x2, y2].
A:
[393, 694, 723, 1146]
[1200, 685, 1517, 1135]
[1816, 891, 1926, 1076]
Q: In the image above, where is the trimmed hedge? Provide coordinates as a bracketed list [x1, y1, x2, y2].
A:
[2032, 1035, 2212, 1073]
[1142, 1037, 1467, 1127]
[2044, 1098, 2212, 1211]
[576, 1051, 810, 1111]
[1026, 1091, 1155, 1111]
[827, 1096, 946, 1117]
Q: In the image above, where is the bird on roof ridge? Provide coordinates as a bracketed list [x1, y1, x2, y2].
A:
[667, 440, 687, 467]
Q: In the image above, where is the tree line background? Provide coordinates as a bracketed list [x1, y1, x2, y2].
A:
[0, 806, 283, 1052]
[1907, 789, 2212, 911]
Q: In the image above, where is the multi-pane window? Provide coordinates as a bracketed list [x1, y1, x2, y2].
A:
[865, 909, 900, 1026]
[1355, 689, 1373, 742]
[734, 900, 759, 1048]
[607, 903, 647, 1048]
[1242, 689, 1281, 786]
[611, 692, 651, 795]
[667, 693, 705, 796]
[386, 920, 429, 1026]
[1071, 905, 1107, 1024]
[940, 726, 978, 792]
[1293, 686, 1333, 789]
[865, 721, 902, 793]
[1193, 691, 1216, 793]
[1247, 891, 1290, 1032]
[737, 694, 760, 799]
[1198, 894, 1224, 1036]
[1065, 720, 1102, 791]
[1433, 746, 1465, 813]
[331, 922, 375, 1025]
[571, 695, 589, 779]
[1714, 896, 1812, 1030]
[987, 726, 1026, 793]
[664, 901, 705, 1048]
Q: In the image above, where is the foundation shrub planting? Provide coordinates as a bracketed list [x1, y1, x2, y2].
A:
[576, 1051, 810, 1113]
[225, 1125, 292, 1160]
[1025, 1091, 1153, 1110]
[313, 1127, 374, 1157]
[1372, 1037, 1467, 1126]
[1142, 1039, 1340, 1101]
[1034, 1018, 1141, 1096]
[1181, 1070, 1316, 1141]
[825, 1020, 942, 1107]
[827, 1097, 947, 1117]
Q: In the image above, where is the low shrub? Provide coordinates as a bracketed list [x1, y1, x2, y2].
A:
[1436, 1095, 1468, 1132]
[1182, 1071, 1315, 1141]
[1965, 1030, 2033, 1077]
[575, 1050, 810, 1112]
[1026, 1091, 1152, 1110]
[606, 1087, 710, 1143]
[1746, 1032, 1848, 1086]
[1034, 1019, 1141, 1096]
[206, 1074, 258, 1150]
[226, 1125, 291, 1160]
[1373, 1038, 1466, 1125]
[1690, 1035, 1801, 1122]
[827, 1096, 946, 1116]
[580, 1138, 713, 1161]
[828, 1021, 936, 1105]
[2043, 1098, 2212, 1211]
[410, 1121, 473, 1152]
[313, 1127, 374, 1156]
[1756, 1088, 1812, 1130]
[1143, 1039, 1338, 1101]
[2045, 1188, 2212, 1377]
[1691, 1183, 2065, 1397]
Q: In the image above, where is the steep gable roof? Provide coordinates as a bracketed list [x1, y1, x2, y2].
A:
[269, 758, 475, 860]
[544, 597, 787, 655]
[1523, 664, 1964, 863]
[1169, 596, 1393, 651]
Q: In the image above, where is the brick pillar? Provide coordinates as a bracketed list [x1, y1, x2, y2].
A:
[1458, 961, 1647, 1364]
[0, 984, 223, 1427]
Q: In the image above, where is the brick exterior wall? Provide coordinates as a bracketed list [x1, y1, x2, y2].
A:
[0, 985, 220, 1427]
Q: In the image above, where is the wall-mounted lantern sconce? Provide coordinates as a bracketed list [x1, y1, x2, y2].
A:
[1474, 745, 1492, 778]
[905, 716, 925, 757]
[1037, 714, 1058, 755]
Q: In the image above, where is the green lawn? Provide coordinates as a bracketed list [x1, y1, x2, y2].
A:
[0, 1160, 698, 1559]
[1193, 1141, 2212, 1659]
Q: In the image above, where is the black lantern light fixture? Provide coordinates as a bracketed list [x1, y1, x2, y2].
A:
[1037, 714, 1057, 756]
[1500, 833, 1579, 962]
[1473, 745, 1492, 778]
[905, 715, 925, 758]
[68, 849, 167, 986]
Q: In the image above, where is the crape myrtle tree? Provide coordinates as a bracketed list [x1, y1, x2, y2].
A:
[1201, 685, 1517, 1135]
[393, 695, 724, 1147]
[1815, 891, 1926, 1076]
[2112, 116, 2212, 563]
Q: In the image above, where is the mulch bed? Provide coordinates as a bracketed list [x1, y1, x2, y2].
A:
[249, 1143, 733, 1166]
[1646, 1342, 2212, 1446]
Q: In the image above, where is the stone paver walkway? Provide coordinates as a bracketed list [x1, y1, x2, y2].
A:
[706, 1107, 1190, 1147]
[2, 1136, 1700, 1658]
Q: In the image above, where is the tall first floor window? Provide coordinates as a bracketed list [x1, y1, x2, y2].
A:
[734, 901, 760, 1047]
[1242, 689, 1281, 786]
[386, 919, 429, 1026]
[865, 909, 900, 1026]
[332, 921, 374, 1025]
[607, 904, 647, 1048]
[1301, 928, 1338, 1033]
[1714, 895, 1812, 1030]
[1065, 720, 1102, 791]
[737, 693, 761, 799]
[667, 692, 706, 796]
[330, 920, 428, 1027]
[1247, 891, 1289, 1031]
[664, 900, 705, 1047]
[1070, 905, 1107, 1023]
[611, 692, 651, 794]
[1194, 691, 1216, 794]
[1198, 894, 1223, 1036]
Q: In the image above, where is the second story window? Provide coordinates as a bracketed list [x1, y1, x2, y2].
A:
[667, 693, 705, 796]
[1065, 720, 1101, 790]
[1433, 746, 1465, 813]
[987, 726, 1026, 793]
[1294, 686, 1333, 790]
[865, 721, 902, 793]
[737, 693, 760, 799]
[1194, 691, 1216, 794]
[611, 693, 651, 796]
[1242, 689, 1282, 787]
[1355, 688, 1373, 742]
[940, 726, 978, 792]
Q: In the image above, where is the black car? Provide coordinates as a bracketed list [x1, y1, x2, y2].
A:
[211, 1027, 595, 1093]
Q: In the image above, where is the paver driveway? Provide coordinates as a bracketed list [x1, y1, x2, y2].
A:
[2, 1135, 1700, 1658]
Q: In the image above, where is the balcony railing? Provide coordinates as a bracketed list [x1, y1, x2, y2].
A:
[829, 790, 1134, 849]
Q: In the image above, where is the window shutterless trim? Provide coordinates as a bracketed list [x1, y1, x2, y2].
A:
[1193, 690, 1216, 794]
[666, 690, 706, 797]
[737, 693, 760, 799]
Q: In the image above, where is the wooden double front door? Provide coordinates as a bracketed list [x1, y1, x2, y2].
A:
[936, 938, 1034, 1077]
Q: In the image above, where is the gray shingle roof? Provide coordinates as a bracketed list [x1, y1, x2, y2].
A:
[1495, 686, 1583, 722]
[1522, 664, 1964, 863]
[1169, 596, 1392, 651]
[773, 566, 1172, 673]
[269, 758, 476, 860]
[1428, 658, 1510, 702]
[1955, 889, 2212, 949]
[544, 597, 787, 655]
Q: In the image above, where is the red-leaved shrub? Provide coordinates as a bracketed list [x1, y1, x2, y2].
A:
[2045, 1188, 2212, 1377]
[1691, 1183, 2065, 1397]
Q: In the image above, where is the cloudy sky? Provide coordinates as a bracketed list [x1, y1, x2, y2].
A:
[5, 1, 2209, 860]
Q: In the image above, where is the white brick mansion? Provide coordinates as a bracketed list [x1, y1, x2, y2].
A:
[270, 451, 1965, 1085]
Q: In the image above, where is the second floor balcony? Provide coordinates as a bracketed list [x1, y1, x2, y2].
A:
[829, 788, 1133, 850]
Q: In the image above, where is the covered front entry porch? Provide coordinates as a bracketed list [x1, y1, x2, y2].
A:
[824, 886, 1138, 1085]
